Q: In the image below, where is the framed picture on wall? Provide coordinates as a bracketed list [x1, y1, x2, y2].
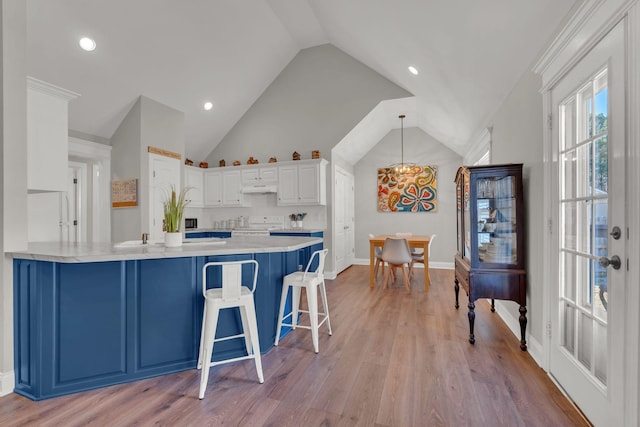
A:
[377, 165, 437, 212]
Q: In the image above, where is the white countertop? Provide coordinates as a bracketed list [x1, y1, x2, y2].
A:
[9, 236, 323, 263]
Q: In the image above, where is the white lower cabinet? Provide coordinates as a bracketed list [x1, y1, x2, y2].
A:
[277, 159, 327, 206]
[184, 166, 204, 207]
[204, 170, 222, 207]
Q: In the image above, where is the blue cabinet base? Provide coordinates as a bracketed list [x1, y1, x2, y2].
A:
[13, 246, 318, 400]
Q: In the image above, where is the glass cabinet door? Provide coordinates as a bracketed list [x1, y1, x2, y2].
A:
[474, 175, 518, 265]
[463, 173, 470, 260]
[456, 176, 462, 255]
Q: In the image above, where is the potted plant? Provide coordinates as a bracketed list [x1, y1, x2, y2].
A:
[163, 185, 190, 247]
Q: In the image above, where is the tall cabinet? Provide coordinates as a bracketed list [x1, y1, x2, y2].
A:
[27, 77, 79, 192]
[454, 163, 527, 351]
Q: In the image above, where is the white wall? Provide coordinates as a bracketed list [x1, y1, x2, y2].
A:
[111, 98, 142, 242]
[110, 96, 185, 242]
[486, 69, 545, 345]
[1, 0, 27, 396]
[139, 97, 185, 237]
[204, 44, 411, 272]
[204, 44, 411, 166]
[353, 127, 461, 266]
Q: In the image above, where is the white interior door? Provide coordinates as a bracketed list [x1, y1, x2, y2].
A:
[334, 166, 354, 274]
[149, 153, 181, 241]
[549, 21, 626, 427]
[63, 162, 87, 243]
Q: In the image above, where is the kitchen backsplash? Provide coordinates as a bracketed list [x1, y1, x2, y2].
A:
[183, 193, 326, 229]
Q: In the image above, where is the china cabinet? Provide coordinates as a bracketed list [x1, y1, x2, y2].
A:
[454, 163, 527, 351]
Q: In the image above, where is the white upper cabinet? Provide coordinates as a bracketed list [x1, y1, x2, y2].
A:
[204, 170, 222, 207]
[222, 169, 246, 206]
[277, 159, 327, 206]
[27, 77, 79, 192]
[277, 165, 299, 205]
[241, 166, 277, 185]
[184, 166, 204, 207]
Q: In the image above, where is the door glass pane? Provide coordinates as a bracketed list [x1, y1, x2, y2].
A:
[594, 71, 608, 135]
[578, 83, 594, 141]
[561, 150, 576, 199]
[559, 68, 609, 385]
[562, 251, 577, 302]
[578, 313, 593, 370]
[594, 137, 608, 193]
[562, 303, 575, 353]
[561, 97, 576, 150]
[594, 321, 608, 385]
[562, 202, 576, 251]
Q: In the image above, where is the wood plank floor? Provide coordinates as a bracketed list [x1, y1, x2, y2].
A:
[0, 266, 589, 427]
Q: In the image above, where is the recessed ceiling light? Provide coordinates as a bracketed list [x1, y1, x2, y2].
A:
[408, 66, 419, 75]
[79, 37, 96, 52]
[203, 102, 213, 111]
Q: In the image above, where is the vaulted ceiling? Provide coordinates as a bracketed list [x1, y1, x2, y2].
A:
[26, 0, 578, 161]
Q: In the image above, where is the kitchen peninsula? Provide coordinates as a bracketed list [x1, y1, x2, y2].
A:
[10, 235, 323, 400]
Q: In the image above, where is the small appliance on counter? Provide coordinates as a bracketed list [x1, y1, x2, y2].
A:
[230, 215, 284, 236]
[185, 218, 198, 230]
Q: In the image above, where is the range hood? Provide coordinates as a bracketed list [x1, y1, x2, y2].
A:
[241, 184, 277, 194]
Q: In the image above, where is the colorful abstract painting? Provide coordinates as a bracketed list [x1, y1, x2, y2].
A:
[377, 165, 437, 212]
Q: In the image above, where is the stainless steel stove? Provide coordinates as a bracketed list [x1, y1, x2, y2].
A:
[231, 216, 284, 237]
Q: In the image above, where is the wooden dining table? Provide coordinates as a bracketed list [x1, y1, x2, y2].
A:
[369, 235, 431, 291]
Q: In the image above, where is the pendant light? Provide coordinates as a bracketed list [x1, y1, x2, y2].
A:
[389, 114, 415, 175]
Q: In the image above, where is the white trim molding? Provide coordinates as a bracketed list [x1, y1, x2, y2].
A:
[625, 4, 640, 425]
[26, 76, 80, 101]
[534, 0, 638, 90]
[0, 370, 14, 397]
[492, 300, 544, 366]
[463, 126, 492, 165]
[69, 137, 112, 159]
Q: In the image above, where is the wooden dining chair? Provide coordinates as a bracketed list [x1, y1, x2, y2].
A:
[380, 237, 412, 292]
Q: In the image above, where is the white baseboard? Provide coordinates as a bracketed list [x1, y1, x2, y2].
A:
[493, 301, 544, 367]
[352, 258, 454, 270]
[0, 370, 14, 397]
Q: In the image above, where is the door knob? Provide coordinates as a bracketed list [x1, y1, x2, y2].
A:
[598, 255, 621, 270]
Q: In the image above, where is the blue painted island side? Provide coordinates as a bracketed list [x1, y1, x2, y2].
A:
[11, 237, 322, 400]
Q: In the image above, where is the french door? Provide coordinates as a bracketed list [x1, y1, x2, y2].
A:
[549, 21, 626, 426]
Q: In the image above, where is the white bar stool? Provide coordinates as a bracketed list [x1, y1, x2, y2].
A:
[274, 249, 332, 353]
[197, 259, 264, 399]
